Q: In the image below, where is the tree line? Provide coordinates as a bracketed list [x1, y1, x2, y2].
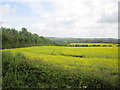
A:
[1, 27, 57, 49]
[48, 37, 119, 44]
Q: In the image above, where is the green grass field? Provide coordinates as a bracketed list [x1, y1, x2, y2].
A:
[2, 46, 119, 88]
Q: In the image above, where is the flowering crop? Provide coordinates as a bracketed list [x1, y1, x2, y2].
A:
[2, 46, 119, 88]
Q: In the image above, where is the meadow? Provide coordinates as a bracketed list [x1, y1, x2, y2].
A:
[2, 46, 119, 88]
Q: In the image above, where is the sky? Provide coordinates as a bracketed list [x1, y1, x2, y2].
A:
[0, 0, 119, 38]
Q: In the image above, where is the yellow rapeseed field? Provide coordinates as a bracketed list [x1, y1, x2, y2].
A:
[2, 46, 119, 88]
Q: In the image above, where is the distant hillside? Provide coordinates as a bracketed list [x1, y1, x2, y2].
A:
[1, 27, 57, 49]
[47, 37, 119, 44]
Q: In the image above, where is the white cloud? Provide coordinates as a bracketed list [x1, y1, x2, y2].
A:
[0, 0, 119, 38]
[0, 4, 16, 18]
[97, 3, 118, 23]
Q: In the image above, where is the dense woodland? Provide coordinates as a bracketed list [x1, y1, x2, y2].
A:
[1, 27, 57, 49]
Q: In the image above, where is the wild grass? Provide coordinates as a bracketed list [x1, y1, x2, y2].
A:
[2, 46, 119, 88]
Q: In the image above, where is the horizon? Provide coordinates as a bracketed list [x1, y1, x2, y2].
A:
[46, 36, 119, 39]
[1, 26, 119, 39]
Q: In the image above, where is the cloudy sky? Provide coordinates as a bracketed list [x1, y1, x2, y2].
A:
[0, 0, 119, 38]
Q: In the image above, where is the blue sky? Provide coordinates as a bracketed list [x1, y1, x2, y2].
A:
[0, 2, 34, 16]
[0, 0, 119, 38]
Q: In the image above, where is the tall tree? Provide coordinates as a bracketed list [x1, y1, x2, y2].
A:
[1, 27, 57, 49]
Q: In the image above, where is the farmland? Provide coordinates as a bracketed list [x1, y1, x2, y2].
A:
[2, 46, 119, 88]
[69, 43, 119, 47]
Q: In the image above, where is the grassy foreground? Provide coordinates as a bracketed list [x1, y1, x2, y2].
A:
[2, 46, 119, 88]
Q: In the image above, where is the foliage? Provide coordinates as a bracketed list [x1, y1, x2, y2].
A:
[1, 27, 57, 49]
[2, 46, 119, 88]
[69, 43, 119, 47]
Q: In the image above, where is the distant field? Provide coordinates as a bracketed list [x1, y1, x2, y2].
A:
[2, 46, 119, 88]
[69, 43, 119, 47]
